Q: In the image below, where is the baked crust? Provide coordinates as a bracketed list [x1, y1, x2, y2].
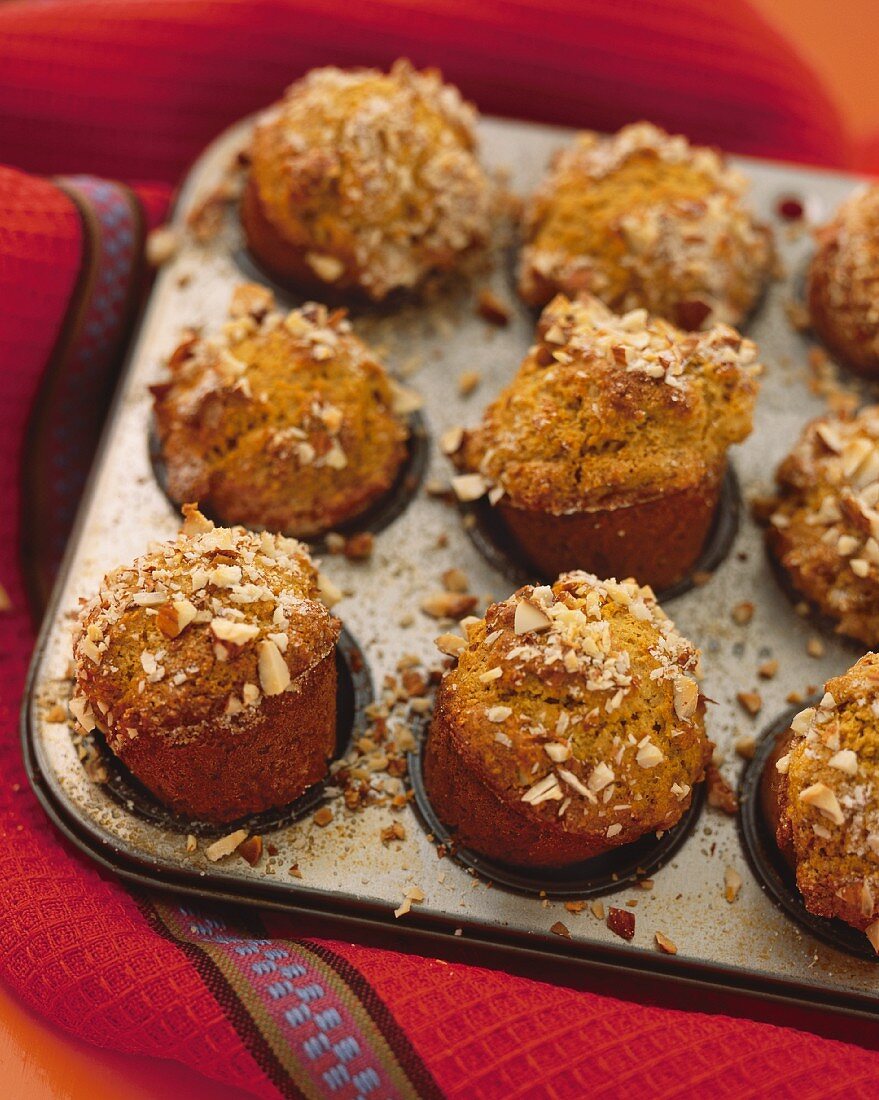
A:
[152, 284, 410, 538]
[765, 406, 879, 645]
[70, 507, 341, 822]
[243, 60, 493, 302]
[452, 294, 758, 589]
[424, 572, 710, 867]
[518, 122, 774, 327]
[763, 655, 879, 940]
[495, 465, 723, 590]
[807, 185, 879, 378]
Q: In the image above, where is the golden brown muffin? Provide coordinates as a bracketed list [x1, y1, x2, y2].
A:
[425, 572, 709, 867]
[807, 185, 879, 377]
[69, 505, 341, 823]
[242, 60, 493, 301]
[449, 294, 760, 590]
[152, 284, 410, 538]
[518, 122, 774, 327]
[766, 406, 879, 645]
[763, 654, 879, 950]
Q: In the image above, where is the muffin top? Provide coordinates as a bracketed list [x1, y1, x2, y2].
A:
[808, 184, 879, 369]
[452, 294, 759, 514]
[435, 572, 708, 843]
[152, 284, 410, 536]
[777, 654, 879, 934]
[246, 59, 493, 299]
[518, 121, 773, 327]
[70, 506, 340, 748]
[767, 406, 879, 643]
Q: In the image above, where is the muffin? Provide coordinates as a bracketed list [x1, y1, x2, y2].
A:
[425, 572, 710, 867]
[68, 505, 341, 823]
[765, 406, 879, 645]
[763, 654, 879, 951]
[242, 60, 493, 301]
[152, 284, 410, 538]
[450, 293, 760, 590]
[518, 122, 774, 328]
[807, 185, 879, 377]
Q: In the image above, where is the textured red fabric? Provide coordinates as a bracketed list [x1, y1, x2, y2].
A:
[0, 0, 848, 187]
[0, 2, 875, 1096]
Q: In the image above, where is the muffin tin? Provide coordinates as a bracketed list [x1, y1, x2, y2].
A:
[22, 112, 879, 1020]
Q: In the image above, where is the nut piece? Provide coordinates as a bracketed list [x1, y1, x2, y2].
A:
[476, 288, 511, 326]
[606, 907, 636, 941]
[673, 677, 699, 721]
[457, 370, 481, 397]
[238, 835, 263, 866]
[514, 599, 552, 635]
[257, 638, 291, 695]
[435, 632, 467, 657]
[655, 931, 678, 955]
[442, 568, 470, 593]
[799, 781, 844, 825]
[758, 659, 779, 680]
[828, 749, 858, 776]
[421, 592, 478, 620]
[313, 806, 334, 827]
[205, 829, 249, 862]
[731, 601, 755, 625]
[734, 736, 757, 760]
[737, 691, 762, 716]
[211, 618, 260, 646]
[451, 473, 488, 502]
[724, 866, 742, 903]
[550, 921, 571, 939]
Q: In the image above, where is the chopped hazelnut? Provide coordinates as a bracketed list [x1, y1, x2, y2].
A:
[313, 806, 334, 828]
[257, 638, 291, 695]
[476, 288, 511, 326]
[238, 835, 263, 866]
[441, 568, 470, 593]
[421, 592, 478, 619]
[758, 659, 779, 680]
[457, 370, 481, 397]
[550, 921, 571, 939]
[736, 691, 762, 716]
[205, 829, 249, 862]
[731, 601, 754, 625]
[655, 931, 677, 955]
[606, 907, 635, 941]
[724, 866, 742, 903]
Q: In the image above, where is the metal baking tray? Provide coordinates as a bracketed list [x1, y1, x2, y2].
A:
[22, 111, 879, 1020]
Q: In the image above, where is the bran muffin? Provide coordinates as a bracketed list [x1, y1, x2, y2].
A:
[425, 572, 710, 867]
[242, 60, 493, 301]
[152, 284, 410, 538]
[807, 185, 879, 378]
[763, 654, 879, 951]
[69, 505, 341, 823]
[765, 406, 879, 645]
[449, 294, 760, 590]
[518, 122, 774, 328]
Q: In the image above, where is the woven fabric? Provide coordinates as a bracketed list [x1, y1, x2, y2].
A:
[0, 0, 849, 185]
[1, 2, 878, 1096]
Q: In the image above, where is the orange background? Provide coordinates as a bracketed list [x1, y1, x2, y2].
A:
[2, 2, 878, 1096]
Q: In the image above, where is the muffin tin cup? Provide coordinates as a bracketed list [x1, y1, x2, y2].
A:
[148, 412, 429, 550]
[738, 701, 879, 961]
[77, 627, 373, 839]
[458, 464, 740, 600]
[406, 719, 705, 900]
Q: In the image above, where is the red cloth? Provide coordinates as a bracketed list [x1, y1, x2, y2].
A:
[1, 2, 878, 1097]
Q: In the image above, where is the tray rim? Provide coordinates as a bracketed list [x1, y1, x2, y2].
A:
[20, 109, 879, 1025]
